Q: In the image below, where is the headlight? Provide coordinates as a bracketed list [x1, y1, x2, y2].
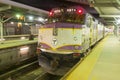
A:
[74, 46, 79, 50]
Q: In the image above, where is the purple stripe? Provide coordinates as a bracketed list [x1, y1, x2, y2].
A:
[40, 43, 82, 51]
[43, 23, 82, 28]
[40, 43, 52, 49]
[44, 23, 55, 28]
[57, 45, 82, 50]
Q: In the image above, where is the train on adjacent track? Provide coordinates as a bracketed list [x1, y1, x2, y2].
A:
[0, 36, 37, 73]
[37, 6, 109, 75]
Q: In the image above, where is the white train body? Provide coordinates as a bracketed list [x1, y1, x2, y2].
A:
[38, 23, 89, 54]
[37, 6, 105, 75]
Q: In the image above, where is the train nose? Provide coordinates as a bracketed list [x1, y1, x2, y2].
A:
[38, 55, 58, 71]
[38, 55, 51, 69]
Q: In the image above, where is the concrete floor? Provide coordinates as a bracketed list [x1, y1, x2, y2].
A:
[0, 38, 37, 49]
[62, 34, 120, 80]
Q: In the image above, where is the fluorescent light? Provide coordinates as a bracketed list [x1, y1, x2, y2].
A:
[20, 47, 29, 51]
[28, 16, 34, 20]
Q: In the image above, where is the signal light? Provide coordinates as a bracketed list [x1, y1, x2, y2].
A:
[49, 11, 54, 16]
[77, 9, 83, 14]
[78, 10, 82, 13]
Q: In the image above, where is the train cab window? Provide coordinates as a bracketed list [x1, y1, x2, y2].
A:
[75, 14, 85, 24]
[48, 13, 85, 24]
[47, 8, 85, 24]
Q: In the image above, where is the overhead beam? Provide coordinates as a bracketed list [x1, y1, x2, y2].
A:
[66, 0, 89, 5]
[0, 5, 11, 11]
[0, 0, 48, 15]
[100, 15, 120, 17]
[89, 0, 116, 3]
[116, 0, 120, 5]
[93, 3, 119, 7]
[105, 20, 116, 23]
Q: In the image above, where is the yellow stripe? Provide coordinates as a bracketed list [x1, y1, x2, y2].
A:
[39, 28, 82, 30]
[40, 42, 81, 50]
[61, 36, 109, 80]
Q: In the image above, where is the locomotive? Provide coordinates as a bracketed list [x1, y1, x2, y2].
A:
[37, 6, 106, 75]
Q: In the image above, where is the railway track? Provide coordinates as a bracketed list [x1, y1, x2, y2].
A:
[34, 72, 62, 80]
[0, 40, 102, 80]
[0, 57, 62, 80]
[0, 60, 61, 80]
[0, 60, 39, 80]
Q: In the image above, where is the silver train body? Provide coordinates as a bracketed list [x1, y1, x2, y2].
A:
[37, 6, 108, 75]
[0, 40, 37, 72]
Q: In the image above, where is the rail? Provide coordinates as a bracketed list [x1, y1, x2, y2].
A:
[0, 61, 38, 80]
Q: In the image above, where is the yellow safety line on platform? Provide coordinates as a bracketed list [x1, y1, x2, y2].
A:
[61, 36, 109, 80]
[0, 39, 37, 49]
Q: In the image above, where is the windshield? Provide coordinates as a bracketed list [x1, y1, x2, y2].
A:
[47, 8, 85, 24]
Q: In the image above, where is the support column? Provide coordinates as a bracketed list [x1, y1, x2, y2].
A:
[0, 22, 3, 40]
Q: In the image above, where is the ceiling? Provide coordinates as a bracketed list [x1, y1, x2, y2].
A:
[89, 0, 120, 25]
[0, 0, 120, 26]
[0, 0, 48, 20]
[66, 0, 120, 26]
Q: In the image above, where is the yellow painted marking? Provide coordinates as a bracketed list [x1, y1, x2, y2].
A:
[39, 28, 81, 30]
[40, 42, 81, 50]
[61, 36, 109, 80]
[0, 39, 37, 49]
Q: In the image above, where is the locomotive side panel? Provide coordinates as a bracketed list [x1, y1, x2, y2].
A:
[97, 22, 104, 41]
[81, 25, 90, 52]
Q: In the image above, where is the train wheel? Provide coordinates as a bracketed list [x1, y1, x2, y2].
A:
[81, 53, 85, 58]
[84, 52, 87, 57]
[87, 48, 91, 54]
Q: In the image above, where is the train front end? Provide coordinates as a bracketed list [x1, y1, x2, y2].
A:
[37, 6, 86, 75]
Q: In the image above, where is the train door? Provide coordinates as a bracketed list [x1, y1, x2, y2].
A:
[82, 26, 90, 52]
[89, 17, 95, 46]
[85, 14, 91, 47]
[93, 19, 98, 44]
[117, 26, 120, 41]
[81, 14, 90, 52]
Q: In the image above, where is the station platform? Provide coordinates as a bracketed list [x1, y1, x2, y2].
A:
[61, 34, 120, 80]
[0, 38, 37, 49]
